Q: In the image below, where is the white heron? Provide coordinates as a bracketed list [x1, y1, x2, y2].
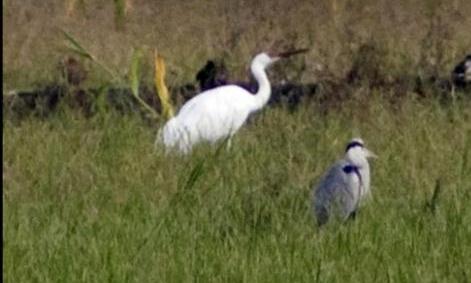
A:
[156, 49, 308, 154]
[313, 138, 377, 226]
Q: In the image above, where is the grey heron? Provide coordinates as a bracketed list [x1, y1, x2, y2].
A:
[313, 138, 377, 226]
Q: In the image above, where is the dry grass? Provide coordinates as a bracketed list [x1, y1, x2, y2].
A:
[3, 0, 471, 90]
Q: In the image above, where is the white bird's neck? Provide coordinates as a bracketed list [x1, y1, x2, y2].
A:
[250, 63, 271, 111]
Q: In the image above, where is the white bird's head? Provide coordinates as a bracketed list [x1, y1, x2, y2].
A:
[252, 49, 309, 69]
[344, 138, 377, 166]
[252, 52, 279, 69]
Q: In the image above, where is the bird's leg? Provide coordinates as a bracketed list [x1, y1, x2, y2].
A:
[226, 138, 232, 151]
[347, 210, 357, 221]
[317, 207, 329, 227]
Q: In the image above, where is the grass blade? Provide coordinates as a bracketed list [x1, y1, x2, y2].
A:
[425, 179, 442, 215]
[60, 29, 119, 81]
[130, 48, 141, 98]
[113, 0, 127, 29]
[61, 29, 94, 60]
[128, 48, 158, 119]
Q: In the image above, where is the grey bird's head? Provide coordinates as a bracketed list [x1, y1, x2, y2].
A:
[344, 138, 377, 166]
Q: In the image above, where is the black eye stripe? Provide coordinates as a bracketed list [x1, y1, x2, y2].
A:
[342, 165, 357, 174]
[345, 141, 364, 152]
[342, 165, 363, 187]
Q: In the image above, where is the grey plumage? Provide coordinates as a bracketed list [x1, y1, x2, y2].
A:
[313, 138, 376, 226]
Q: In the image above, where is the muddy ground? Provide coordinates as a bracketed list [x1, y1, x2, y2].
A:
[3, 51, 470, 121]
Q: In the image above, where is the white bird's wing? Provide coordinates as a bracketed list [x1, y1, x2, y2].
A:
[175, 85, 255, 141]
[158, 84, 258, 153]
[177, 85, 254, 119]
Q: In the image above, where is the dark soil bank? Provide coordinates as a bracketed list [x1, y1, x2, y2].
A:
[3, 53, 470, 121]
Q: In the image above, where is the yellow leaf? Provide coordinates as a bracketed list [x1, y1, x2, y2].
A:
[154, 49, 174, 120]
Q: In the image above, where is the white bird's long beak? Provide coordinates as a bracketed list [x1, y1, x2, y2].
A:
[365, 148, 378, 159]
[277, 48, 309, 58]
[271, 56, 281, 64]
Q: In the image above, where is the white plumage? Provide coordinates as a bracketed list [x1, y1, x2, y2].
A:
[313, 138, 377, 226]
[156, 50, 308, 154]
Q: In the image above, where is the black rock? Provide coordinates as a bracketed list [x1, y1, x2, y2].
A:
[270, 82, 318, 110]
[195, 60, 229, 91]
[451, 54, 471, 90]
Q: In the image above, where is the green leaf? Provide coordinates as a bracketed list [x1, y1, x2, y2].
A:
[130, 48, 142, 99]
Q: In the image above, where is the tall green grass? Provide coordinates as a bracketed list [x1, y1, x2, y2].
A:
[3, 96, 471, 282]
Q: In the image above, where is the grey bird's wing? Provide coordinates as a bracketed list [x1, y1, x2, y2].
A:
[313, 160, 360, 226]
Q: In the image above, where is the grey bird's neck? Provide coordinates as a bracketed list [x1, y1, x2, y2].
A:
[357, 163, 371, 197]
[344, 159, 371, 197]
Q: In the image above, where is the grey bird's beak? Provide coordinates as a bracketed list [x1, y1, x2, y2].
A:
[365, 148, 378, 159]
